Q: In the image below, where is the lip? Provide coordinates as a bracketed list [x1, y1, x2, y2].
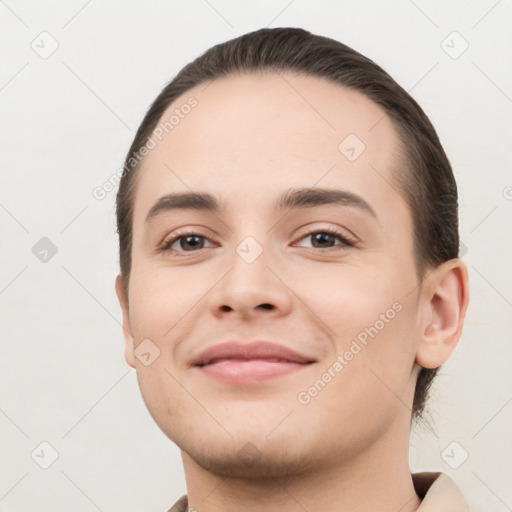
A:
[191, 341, 316, 383]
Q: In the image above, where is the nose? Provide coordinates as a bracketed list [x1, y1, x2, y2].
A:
[207, 242, 293, 321]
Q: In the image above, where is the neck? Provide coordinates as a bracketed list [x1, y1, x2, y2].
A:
[180, 417, 420, 512]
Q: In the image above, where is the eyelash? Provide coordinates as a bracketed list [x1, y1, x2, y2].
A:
[158, 228, 356, 254]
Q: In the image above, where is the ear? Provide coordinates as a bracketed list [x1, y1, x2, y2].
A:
[115, 274, 136, 369]
[415, 259, 469, 369]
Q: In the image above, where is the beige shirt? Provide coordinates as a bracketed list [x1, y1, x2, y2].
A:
[166, 472, 468, 511]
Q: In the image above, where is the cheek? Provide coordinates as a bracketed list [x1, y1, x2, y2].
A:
[298, 305, 417, 435]
[303, 264, 418, 395]
[304, 262, 403, 336]
[128, 263, 209, 340]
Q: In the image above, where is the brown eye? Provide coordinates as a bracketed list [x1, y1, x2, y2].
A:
[177, 235, 205, 251]
[295, 230, 354, 249]
[161, 233, 214, 253]
[310, 232, 338, 248]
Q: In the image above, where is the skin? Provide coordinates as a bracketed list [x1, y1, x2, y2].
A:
[115, 72, 469, 512]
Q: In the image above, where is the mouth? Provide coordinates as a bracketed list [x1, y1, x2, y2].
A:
[199, 358, 314, 383]
[192, 341, 316, 384]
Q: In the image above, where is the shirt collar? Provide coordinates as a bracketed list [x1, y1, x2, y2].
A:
[167, 472, 468, 511]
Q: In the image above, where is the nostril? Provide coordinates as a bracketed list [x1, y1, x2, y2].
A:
[258, 303, 274, 310]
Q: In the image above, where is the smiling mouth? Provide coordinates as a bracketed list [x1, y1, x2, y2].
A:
[197, 358, 315, 383]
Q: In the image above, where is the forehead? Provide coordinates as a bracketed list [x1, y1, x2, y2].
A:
[133, 71, 406, 219]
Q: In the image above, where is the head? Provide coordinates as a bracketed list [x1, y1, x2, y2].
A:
[115, 28, 468, 477]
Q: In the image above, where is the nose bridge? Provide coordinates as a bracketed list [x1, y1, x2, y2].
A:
[227, 232, 272, 295]
[207, 229, 292, 317]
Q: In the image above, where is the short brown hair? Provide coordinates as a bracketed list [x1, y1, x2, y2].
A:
[116, 27, 460, 420]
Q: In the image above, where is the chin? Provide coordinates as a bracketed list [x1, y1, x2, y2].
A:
[182, 441, 319, 479]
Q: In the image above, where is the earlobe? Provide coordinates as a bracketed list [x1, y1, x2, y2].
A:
[415, 259, 469, 369]
[115, 274, 136, 369]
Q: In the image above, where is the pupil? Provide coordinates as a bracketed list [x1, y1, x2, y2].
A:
[314, 233, 332, 247]
[183, 235, 202, 250]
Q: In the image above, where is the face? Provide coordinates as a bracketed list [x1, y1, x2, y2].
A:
[119, 72, 424, 477]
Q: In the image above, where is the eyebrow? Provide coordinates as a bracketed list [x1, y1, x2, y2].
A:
[145, 187, 377, 223]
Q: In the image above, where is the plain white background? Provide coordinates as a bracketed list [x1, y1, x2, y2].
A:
[1, 1, 511, 510]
